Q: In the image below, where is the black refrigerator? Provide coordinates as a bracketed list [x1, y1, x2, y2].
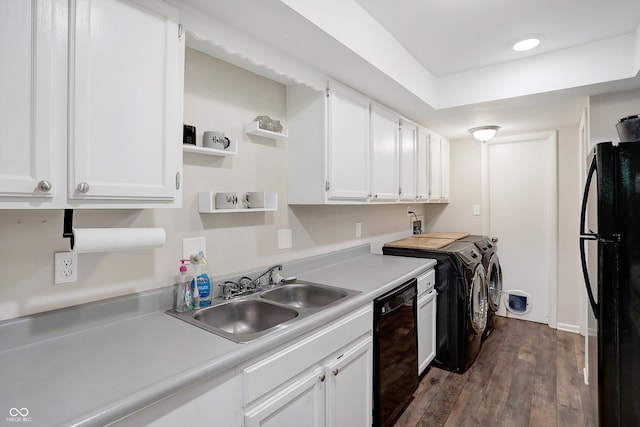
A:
[580, 115, 640, 426]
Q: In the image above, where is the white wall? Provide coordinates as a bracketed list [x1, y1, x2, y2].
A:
[421, 123, 585, 329]
[0, 49, 415, 321]
[590, 88, 640, 145]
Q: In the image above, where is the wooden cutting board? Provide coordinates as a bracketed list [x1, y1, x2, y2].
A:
[418, 232, 470, 240]
[384, 236, 456, 250]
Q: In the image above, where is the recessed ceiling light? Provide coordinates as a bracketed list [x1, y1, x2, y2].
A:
[513, 38, 540, 52]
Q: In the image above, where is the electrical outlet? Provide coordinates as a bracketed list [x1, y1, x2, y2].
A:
[355, 222, 362, 238]
[55, 251, 77, 284]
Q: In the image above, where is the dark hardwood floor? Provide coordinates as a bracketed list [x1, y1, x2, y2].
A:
[395, 316, 595, 427]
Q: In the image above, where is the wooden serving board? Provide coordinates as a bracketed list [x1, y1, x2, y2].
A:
[384, 237, 456, 250]
[418, 232, 470, 240]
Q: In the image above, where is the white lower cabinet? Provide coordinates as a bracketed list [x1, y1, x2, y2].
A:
[417, 269, 437, 375]
[113, 305, 373, 427]
[324, 337, 373, 427]
[110, 369, 242, 427]
[243, 305, 373, 427]
[244, 367, 325, 427]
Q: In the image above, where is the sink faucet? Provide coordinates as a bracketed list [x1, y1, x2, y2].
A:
[253, 264, 283, 288]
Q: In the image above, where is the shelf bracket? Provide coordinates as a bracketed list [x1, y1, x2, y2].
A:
[63, 209, 75, 250]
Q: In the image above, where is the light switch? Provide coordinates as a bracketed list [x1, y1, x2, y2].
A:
[473, 205, 481, 216]
[355, 222, 362, 238]
[183, 237, 206, 259]
[278, 229, 293, 250]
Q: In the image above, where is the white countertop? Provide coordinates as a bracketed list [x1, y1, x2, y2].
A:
[0, 251, 435, 427]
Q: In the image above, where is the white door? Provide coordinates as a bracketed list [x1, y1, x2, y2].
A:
[245, 367, 325, 427]
[327, 82, 370, 200]
[370, 104, 399, 201]
[69, 0, 183, 202]
[0, 0, 57, 201]
[416, 128, 429, 201]
[483, 132, 557, 325]
[399, 121, 417, 201]
[325, 337, 372, 427]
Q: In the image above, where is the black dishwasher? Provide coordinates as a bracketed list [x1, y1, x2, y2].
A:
[373, 279, 418, 427]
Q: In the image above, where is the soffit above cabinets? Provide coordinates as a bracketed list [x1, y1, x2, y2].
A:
[175, 0, 640, 139]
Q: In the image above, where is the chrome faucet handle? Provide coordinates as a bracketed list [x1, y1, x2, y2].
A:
[219, 281, 239, 299]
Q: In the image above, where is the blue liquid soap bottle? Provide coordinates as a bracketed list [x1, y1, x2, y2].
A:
[190, 252, 212, 308]
[175, 260, 192, 312]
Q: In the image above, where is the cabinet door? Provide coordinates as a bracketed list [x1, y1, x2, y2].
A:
[327, 82, 370, 200]
[245, 367, 325, 427]
[429, 133, 442, 201]
[417, 289, 437, 375]
[0, 0, 56, 201]
[69, 0, 183, 203]
[441, 137, 450, 201]
[325, 336, 373, 427]
[399, 122, 417, 201]
[370, 104, 399, 201]
[416, 128, 429, 201]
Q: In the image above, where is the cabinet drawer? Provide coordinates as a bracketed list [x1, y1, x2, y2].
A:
[417, 268, 435, 296]
[243, 304, 372, 405]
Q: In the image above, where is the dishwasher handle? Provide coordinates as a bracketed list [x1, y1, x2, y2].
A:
[379, 287, 416, 316]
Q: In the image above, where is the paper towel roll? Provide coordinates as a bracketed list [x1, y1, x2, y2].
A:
[72, 228, 166, 253]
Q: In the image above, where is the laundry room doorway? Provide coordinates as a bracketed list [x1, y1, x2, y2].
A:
[481, 131, 558, 327]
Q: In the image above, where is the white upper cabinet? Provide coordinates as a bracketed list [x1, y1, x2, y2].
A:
[441, 137, 450, 201]
[69, 0, 184, 205]
[428, 131, 450, 202]
[0, 0, 58, 204]
[416, 127, 429, 201]
[0, 0, 184, 209]
[288, 80, 447, 205]
[399, 120, 418, 201]
[327, 81, 371, 201]
[287, 81, 370, 204]
[370, 104, 399, 201]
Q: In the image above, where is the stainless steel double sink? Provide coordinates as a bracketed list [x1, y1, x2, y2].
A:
[167, 280, 360, 343]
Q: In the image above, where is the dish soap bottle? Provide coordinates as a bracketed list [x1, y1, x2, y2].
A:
[175, 260, 192, 313]
[190, 252, 211, 308]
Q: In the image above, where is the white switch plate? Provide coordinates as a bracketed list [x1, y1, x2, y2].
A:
[183, 237, 206, 260]
[54, 251, 77, 284]
[355, 222, 362, 238]
[278, 229, 293, 250]
[473, 204, 481, 216]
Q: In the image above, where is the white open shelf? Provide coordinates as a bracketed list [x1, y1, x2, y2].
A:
[183, 139, 238, 157]
[198, 191, 278, 213]
[244, 122, 288, 140]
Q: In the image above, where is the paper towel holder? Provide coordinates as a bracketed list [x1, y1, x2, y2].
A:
[63, 209, 75, 250]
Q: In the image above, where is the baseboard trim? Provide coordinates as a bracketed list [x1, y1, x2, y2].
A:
[557, 322, 581, 334]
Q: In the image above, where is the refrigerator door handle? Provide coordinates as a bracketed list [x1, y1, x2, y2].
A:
[579, 154, 598, 319]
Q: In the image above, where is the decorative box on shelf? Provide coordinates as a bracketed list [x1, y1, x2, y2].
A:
[183, 139, 238, 157]
[198, 191, 278, 213]
[244, 122, 288, 140]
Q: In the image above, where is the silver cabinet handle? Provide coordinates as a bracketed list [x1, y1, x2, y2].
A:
[76, 182, 90, 193]
[373, 194, 378, 199]
[37, 180, 52, 192]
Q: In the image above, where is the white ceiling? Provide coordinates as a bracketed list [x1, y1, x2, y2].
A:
[179, 0, 640, 140]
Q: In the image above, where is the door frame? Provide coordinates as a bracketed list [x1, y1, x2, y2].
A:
[480, 131, 558, 329]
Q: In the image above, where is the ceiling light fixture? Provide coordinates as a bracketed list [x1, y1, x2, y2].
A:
[469, 126, 501, 142]
[513, 38, 540, 52]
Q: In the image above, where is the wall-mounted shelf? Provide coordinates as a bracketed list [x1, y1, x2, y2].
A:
[244, 122, 288, 140]
[183, 139, 238, 157]
[198, 191, 278, 213]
